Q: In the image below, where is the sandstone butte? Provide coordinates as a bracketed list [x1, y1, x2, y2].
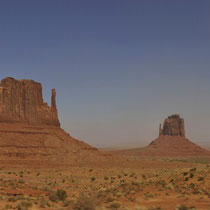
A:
[0, 77, 107, 167]
[116, 114, 210, 156]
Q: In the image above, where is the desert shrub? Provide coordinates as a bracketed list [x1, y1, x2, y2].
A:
[189, 173, 194, 179]
[49, 189, 67, 202]
[145, 193, 154, 199]
[90, 177, 96, 182]
[72, 196, 97, 210]
[17, 201, 33, 210]
[158, 180, 166, 186]
[16, 195, 24, 200]
[176, 205, 196, 210]
[39, 199, 50, 208]
[63, 199, 74, 207]
[18, 179, 25, 184]
[120, 179, 125, 184]
[49, 194, 58, 202]
[176, 205, 188, 210]
[19, 171, 24, 178]
[106, 197, 115, 203]
[189, 183, 195, 189]
[192, 190, 200, 194]
[197, 177, 204, 181]
[40, 186, 51, 192]
[109, 202, 121, 209]
[9, 181, 15, 187]
[190, 168, 196, 172]
[32, 186, 38, 190]
[149, 207, 162, 210]
[4, 204, 12, 209]
[56, 189, 67, 201]
[183, 172, 188, 176]
[8, 196, 17, 202]
[142, 174, 146, 179]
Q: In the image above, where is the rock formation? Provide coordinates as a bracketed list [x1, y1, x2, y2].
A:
[0, 77, 60, 126]
[115, 114, 210, 156]
[0, 77, 106, 167]
[159, 114, 185, 137]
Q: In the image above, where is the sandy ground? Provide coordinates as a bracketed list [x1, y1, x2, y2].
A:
[0, 156, 209, 210]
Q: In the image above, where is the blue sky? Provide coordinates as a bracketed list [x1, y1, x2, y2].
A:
[0, 0, 210, 148]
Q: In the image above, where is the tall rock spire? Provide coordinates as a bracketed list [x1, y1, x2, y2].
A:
[51, 88, 57, 110]
[159, 123, 162, 137]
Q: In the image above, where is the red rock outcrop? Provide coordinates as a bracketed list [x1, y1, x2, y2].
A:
[0, 77, 60, 126]
[0, 77, 108, 167]
[159, 114, 185, 137]
[114, 114, 210, 156]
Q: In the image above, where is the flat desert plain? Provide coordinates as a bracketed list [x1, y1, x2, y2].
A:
[0, 155, 209, 210]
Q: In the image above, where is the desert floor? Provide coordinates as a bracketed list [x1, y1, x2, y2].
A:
[0, 156, 209, 210]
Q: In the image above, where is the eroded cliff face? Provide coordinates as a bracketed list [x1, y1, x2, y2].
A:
[0, 77, 60, 126]
[159, 114, 185, 137]
[0, 77, 105, 166]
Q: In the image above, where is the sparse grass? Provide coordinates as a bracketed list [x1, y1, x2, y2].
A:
[0, 158, 209, 210]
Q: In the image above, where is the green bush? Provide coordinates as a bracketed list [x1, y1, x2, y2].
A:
[56, 189, 67, 201]
[49, 189, 67, 202]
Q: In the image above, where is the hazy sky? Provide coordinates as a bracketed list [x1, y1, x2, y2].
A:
[0, 0, 210, 148]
